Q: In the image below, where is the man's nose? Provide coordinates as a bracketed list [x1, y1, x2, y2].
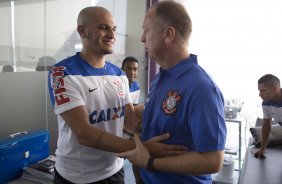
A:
[107, 29, 115, 38]
[129, 69, 134, 75]
[141, 33, 145, 43]
[259, 93, 263, 98]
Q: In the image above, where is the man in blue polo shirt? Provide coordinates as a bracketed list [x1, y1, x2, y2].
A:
[116, 1, 227, 184]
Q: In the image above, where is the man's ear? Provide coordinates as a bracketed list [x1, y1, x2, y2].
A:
[274, 85, 281, 92]
[77, 25, 88, 38]
[163, 26, 175, 43]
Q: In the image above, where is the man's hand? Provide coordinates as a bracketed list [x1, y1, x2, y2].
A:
[254, 148, 266, 159]
[116, 134, 150, 168]
[116, 133, 187, 167]
[144, 133, 187, 157]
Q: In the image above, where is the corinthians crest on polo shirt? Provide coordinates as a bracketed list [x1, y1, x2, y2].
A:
[162, 90, 182, 115]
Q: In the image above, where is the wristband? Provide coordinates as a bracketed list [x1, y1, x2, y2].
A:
[123, 129, 134, 140]
[146, 157, 156, 172]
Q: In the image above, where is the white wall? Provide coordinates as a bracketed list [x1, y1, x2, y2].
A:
[125, 0, 145, 58]
[125, 0, 147, 102]
[179, 0, 282, 125]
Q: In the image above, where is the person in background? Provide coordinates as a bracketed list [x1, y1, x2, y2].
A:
[121, 56, 142, 139]
[121, 56, 140, 105]
[121, 56, 143, 184]
[255, 74, 282, 159]
[48, 6, 186, 184]
[116, 1, 227, 184]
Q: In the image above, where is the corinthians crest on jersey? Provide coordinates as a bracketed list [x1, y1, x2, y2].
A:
[113, 79, 125, 98]
[161, 90, 182, 115]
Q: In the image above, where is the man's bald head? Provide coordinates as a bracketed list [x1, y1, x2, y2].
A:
[77, 6, 111, 27]
[76, 6, 116, 56]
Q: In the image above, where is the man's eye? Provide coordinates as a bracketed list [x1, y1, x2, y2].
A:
[98, 25, 108, 30]
[98, 25, 117, 32]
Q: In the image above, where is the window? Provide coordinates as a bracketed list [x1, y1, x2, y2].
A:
[185, 0, 282, 122]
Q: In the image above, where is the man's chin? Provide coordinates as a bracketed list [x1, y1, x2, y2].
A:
[103, 49, 113, 55]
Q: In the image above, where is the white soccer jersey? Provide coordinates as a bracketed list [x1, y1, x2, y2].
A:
[48, 53, 132, 183]
[129, 81, 140, 104]
[262, 100, 282, 123]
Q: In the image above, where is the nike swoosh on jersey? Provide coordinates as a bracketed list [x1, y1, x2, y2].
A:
[89, 87, 98, 92]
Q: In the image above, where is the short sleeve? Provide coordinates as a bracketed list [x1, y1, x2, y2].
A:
[48, 66, 85, 115]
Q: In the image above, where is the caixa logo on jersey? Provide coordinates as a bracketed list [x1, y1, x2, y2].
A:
[89, 106, 125, 124]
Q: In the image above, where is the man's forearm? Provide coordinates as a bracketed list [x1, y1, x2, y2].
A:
[152, 151, 224, 175]
[78, 125, 136, 152]
[260, 123, 271, 150]
[134, 103, 144, 120]
[124, 103, 143, 132]
[95, 130, 136, 152]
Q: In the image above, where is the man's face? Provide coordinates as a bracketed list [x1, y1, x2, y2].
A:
[258, 83, 277, 101]
[141, 10, 164, 62]
[85, 12, 116, 55]
[122, 61, 139, 83]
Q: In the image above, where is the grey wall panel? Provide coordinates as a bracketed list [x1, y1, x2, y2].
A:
[0, 71, 57, 155]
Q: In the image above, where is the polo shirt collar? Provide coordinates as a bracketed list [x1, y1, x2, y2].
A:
[160, 54, 198, 79]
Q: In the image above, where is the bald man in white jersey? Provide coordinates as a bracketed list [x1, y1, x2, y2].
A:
[48, 6, 186, 184]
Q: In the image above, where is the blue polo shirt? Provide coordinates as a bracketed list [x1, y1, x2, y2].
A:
[141, 54, 226, 184]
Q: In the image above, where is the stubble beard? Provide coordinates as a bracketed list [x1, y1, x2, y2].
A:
[88, 34, 114, 55]
[102, 48, 113, 55]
